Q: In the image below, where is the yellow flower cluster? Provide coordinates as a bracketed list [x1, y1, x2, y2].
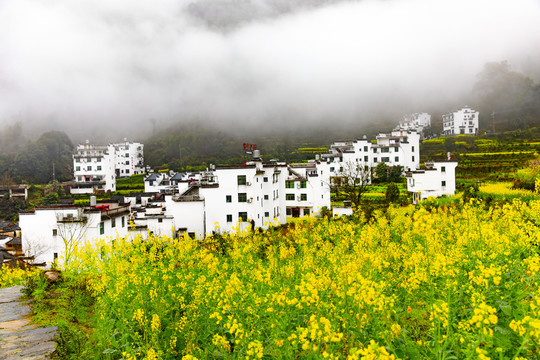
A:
[55, 200, 540, 359]
[469, 303, 498, 336]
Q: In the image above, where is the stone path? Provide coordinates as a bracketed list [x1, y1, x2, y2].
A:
[0, 286, 58, 360]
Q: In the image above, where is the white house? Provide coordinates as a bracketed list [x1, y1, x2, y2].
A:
[405, 161, 458, 204]
[19, 201, 131, 266]
[443, 107, 479, 136]
[320, 130, 420, 176]
[158, 151, 330, 238]
[72, 140, 145, 194]
[114, 140, 144, 177]
[396, 113, 431, 132]
[72, 144, 117, 194]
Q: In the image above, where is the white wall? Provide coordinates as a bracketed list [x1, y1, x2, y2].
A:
[20, 207, 130, 267]
[406, 162, 458, 203]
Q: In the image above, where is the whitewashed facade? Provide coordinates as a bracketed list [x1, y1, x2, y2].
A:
[405, 161, 458, 204]
[19, 202, 130, 266]
[114, 141, 144, 177]
[158, 153, 330, 238]
[321, 130, 420, 176]
[72, 144, 116, 194]
[443, 107, 479, 136]
[396, 113, 431, 133]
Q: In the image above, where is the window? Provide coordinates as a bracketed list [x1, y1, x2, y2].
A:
[227, 214, 233, 222]
[304, 209, 310, 216]
[125, 161, 129, 165]
[226, 195, 232, 203]
[364, 146, 368, 151]
[237, 175, 247, 185]
[330, 167, 334, 172]
[238, 212, 248, 222]
[300, 194, 307, 201]
[126, 169, 130, 174]
[54, 253, 58, 260]
[87, 166, 92, 171]
[286, 181, 295, 188]
[394, 147, 399, 152]
[382, 157, 390, 162]
[395, 157, 399, 162]
[52, 229, 57, 236]
[286, 194, 295, 201]
[412, 156, 415, 162]
[97, 158, 101, 162]
[97, 166, 102, 171]
[412, 146, 415, 152]
[373, 148, 377, 153]
[158, 218, 163, 223]
[442, 180, 446, 187]
[263, 177, 268, 182]
[121, 216, 125, 227]
[364, 156, 368, 162]
[382, 147, 389, 153]
[441, 166, 446, 173]
[286, 208, 292, 216]
[264, 195, 269, 200]
[76, 166, 80, 171]
[75, 158, 79, 163]
[374, 158, 378, 163]
[238, 193, 247, 202]
[264, 212, 269, 217]
[99, 222, 104, 235]
[111, 218, 116, 228]
[300, 181, 307, 188]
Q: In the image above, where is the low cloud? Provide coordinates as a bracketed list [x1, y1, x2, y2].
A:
[0, 0, 539, 140]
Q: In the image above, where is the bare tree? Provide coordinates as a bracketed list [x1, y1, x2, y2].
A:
[56, 209, 90, 265]
[331, 161, 372, 211]
[23, 237, 53, 264]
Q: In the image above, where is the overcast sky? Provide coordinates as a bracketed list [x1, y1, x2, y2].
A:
[1, 0, 539, 141]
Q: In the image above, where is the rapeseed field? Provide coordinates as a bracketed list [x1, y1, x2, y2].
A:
[42, 200, 540, 359]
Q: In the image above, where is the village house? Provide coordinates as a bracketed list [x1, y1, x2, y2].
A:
[113, 140, 145, 177]
[71, 140, 144, 194]
[71, 143, 117, 194]
[442, 106, 479, 136]
[320, 130, 420, 175]
[405, 160, 458, 204]
[395, 112, 431, 133]
[19, 199, 130, 265]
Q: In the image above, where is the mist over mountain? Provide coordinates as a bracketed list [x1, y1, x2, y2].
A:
[0, 0, 539, 143]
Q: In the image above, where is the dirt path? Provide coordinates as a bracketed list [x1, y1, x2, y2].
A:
[0, 286, 58, 360]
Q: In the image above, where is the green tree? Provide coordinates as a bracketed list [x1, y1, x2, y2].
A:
[388, 166, 403, 183]
[374, 162, 388, 183]
[385, 183, 400, 204]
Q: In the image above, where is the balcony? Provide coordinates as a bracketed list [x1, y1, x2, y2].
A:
[172, 194, 204, 202]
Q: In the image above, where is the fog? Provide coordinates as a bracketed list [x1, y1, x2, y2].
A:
[1, 0, 539, 141]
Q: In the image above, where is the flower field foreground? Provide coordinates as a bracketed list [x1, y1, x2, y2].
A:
[65, 201, 540, 359]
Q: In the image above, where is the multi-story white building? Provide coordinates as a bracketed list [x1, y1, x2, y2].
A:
[114, 140, 144, 177]
[72, 140, 144, 194]
[405, 161, 458, 204]
[395, 113, 431, 138]
[320, 130, 420, 177]
[72, 144, 116, 194]
[442, 107, 479, 136]
[19, 200, 130, 265]
[160, 151, 331, 237]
